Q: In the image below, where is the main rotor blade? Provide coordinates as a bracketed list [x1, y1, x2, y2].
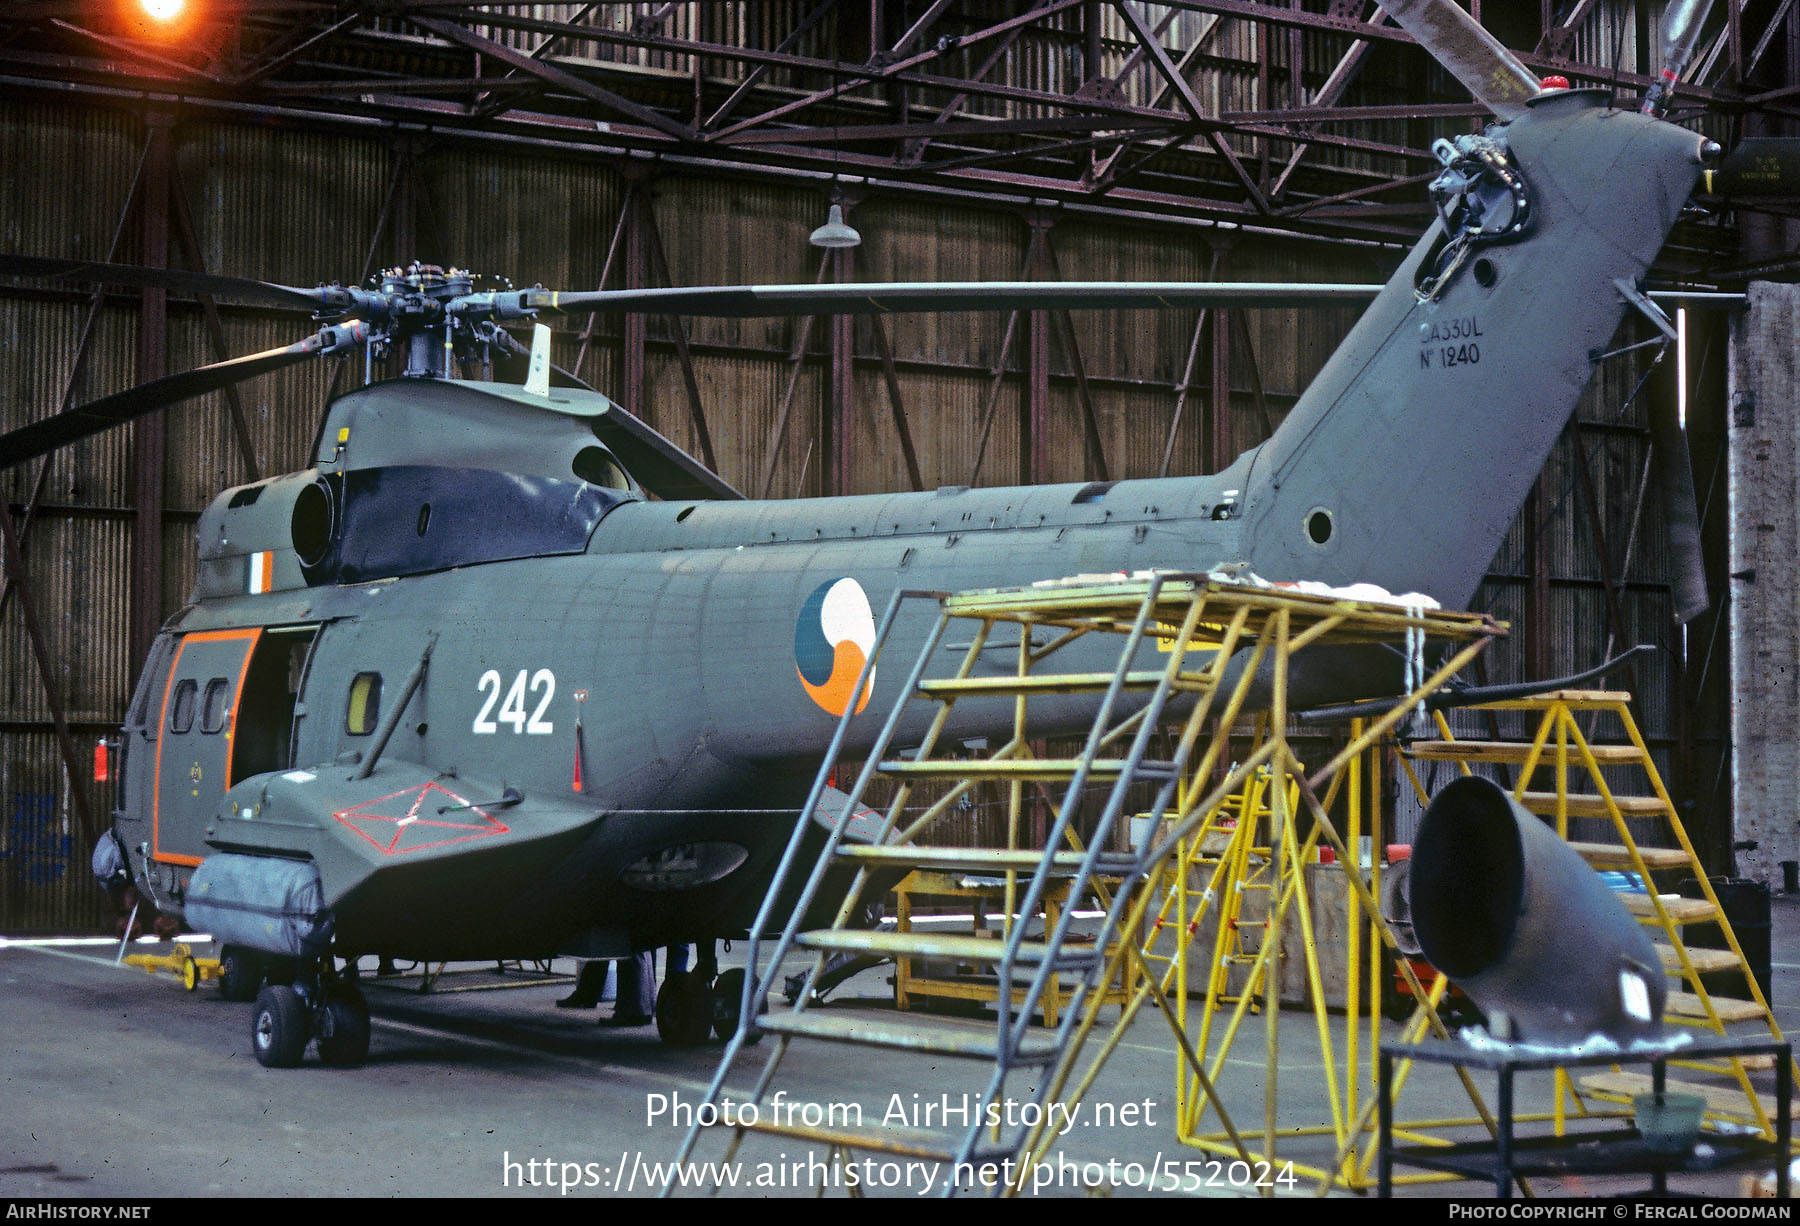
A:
[533, 281, 1386, 318]
[0, 327, 358, 469]
[0, 255, 329, 311]
[1379, 0, 1541, 121]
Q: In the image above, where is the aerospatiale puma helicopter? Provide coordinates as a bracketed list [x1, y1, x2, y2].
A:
[0, 0, 1761, 1068]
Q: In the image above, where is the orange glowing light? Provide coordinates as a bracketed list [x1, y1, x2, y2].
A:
[140, 0, 186, 19]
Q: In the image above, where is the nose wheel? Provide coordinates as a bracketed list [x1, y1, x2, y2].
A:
[249, 963, 371, 1068]
[710, 968, 766, 1042]
[654, 971, 715, 1046]
[655, 966, 768, 1046]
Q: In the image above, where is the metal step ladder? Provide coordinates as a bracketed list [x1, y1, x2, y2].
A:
[1399, 689, 1797, 1134]
[668, 573, 1504, 1196]
[670, 574, 1231, 1193]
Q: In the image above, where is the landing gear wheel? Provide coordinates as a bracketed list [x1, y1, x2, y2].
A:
[655, 970, 714, 1047]
[710, 969, 766, 1043]
[219, 948, 263, 1002]
[316, 987, 371, 1068]
[251, 985, 309, 1068]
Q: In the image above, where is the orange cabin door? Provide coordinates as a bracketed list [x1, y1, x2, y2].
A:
[153, 629, 261, 866]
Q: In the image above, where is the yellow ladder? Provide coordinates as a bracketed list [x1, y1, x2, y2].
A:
[1136, 762, 1293, 1015]
[1399, 689, 1796, 1136]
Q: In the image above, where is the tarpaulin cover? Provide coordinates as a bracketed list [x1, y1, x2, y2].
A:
[90, 830, 128, 890]
[185, 854, 332, 958]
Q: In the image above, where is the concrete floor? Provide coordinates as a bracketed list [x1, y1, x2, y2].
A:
[4, 894, 1798, 1200]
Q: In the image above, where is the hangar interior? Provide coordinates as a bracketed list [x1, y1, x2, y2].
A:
[0, 0, 1794, 938]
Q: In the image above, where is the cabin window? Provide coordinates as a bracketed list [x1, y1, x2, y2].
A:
[168, 680, 198, 734]
[200, 678, 232, 734]
[346, 672, 382, 736]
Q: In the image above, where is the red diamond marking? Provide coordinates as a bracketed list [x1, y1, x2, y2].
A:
[333, 782, 510, 856]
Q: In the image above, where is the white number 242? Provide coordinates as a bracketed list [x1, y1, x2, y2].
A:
[472, 668, 555, 734]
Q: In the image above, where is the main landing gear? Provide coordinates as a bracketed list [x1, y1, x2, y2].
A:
[654, 942, 766, 1048]
[247, 958, 370, 1069]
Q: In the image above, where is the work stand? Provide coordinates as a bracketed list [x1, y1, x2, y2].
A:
[668, 573, 1502, 1196]
[1379, 1036, 1792, 1198]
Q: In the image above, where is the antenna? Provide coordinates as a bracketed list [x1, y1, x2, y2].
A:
[524, 323, 553, 397]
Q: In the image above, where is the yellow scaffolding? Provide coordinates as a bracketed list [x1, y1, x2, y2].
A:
[1028, 711, 1505, 1194]
[677, 575, 1506, 1196]
[1397, 691, 1800, 1140]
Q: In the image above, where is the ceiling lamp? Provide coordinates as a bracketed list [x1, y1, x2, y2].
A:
[809, 203, 861, 249]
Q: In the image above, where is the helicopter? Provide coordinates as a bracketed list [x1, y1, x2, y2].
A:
[0, 0, 1758, 1069]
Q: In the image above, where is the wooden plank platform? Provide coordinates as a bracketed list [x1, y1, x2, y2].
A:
[1571, 842, 1691, 870]
[1623, 894, 1719, 923]
[1665, 991, 1769, 1024]
[1470, 689, 1632, 708]
[1658, 945, 1746, 975]
[1518, 791, 1668, 818]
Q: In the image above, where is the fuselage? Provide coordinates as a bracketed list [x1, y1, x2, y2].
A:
[112, 88, 1710, 961]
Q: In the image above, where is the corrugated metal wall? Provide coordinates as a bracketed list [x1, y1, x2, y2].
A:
[0, 0, 1721, 928]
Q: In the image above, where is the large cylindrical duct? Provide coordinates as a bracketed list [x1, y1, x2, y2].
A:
[1410, 776, 1665, 1043]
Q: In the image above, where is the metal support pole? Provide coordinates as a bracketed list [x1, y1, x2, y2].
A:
[867, 312, 927, 492]
[1159, 244, 1223, 477]
[0, 498, 95, 842]
[1024, 212, 1052, 485]
[642, 203, 721, 471]
[167, 159, 261, 483]
[1208, 239, 1233, 472]
[0, 139, 153, 631]
[1026, 307, 1049, 485]
[963, 234, 1037, 486]
[622, 166, 649, 419]
[1041, 240, 1109, 481]
[829, 243, 856, 495]
[573, 182, 635, 383]
[131, 113, 172, 672]
[759, 252, 831, 499]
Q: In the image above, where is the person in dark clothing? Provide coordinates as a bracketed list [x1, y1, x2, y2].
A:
[557, 952, 655, 1025]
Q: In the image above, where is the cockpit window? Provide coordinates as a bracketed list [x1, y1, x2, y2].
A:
[346, 672, 382, 736]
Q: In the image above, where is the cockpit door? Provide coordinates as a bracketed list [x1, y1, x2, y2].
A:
[153, 629, 261, 865]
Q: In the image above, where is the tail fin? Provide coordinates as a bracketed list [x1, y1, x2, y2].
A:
[1238, 91, 1710, 609]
